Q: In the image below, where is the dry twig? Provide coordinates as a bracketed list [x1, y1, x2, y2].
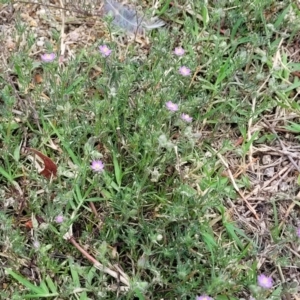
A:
[261, 116, 300, 173]
[214, 150, 259, 219]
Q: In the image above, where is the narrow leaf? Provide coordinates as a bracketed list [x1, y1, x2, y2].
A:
[6, 269, 45, 295]
[23, 293, 59, 298]
[113, 151, 122, 186]
[0, 166, 13, 182]
[39, 280, 49, 293]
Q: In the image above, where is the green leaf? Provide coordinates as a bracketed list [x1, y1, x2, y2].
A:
[230, 18, 244, 40]
[0, 166, 13, 182]
[274, 5, 291, 29]
[283, 80, 300, 93]
[70, 260, 80, 287]
[113, 151, 122, 186]
[285, 121, 300, 133]
[216, 59, 235, 85]
[224, 222, 244, 249]
[39, 280, 49, 293]
[201, 4, 209, 27]
[6, 269, 46, 295]
[79, 291, 88, 300]
[110, 180, 120, 191]
[85, 197, 103, 202]
[65, 77, 85, 94]
[201, 231, 217, 251]
[157, 0, 172, 15]
[23, 293, 59, 298]
[13, 140, 22, 162]
[216, 296, 239, 300]
[48, 120, 81, 166]
[134, 288, 146, 300]
[86, 267, 97, 285]
[45, 276, 58, 294]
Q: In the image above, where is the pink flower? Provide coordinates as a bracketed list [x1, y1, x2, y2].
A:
[41, 53, 56, 62]
[99, 45, 112, 57]
[91, 160, 105, 172]
[179, 66, 191, 76]
[257, 274, 273, 289]
[181, 113, 193, 122]
[166, 101, 179, 112]
[196, 295, 214, 300]
[296, 227, 300, 237]
[174, 47, 185, 56]
[55, 215, 64, 223]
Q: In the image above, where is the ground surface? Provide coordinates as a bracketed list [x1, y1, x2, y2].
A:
[1, 0, 300, 299]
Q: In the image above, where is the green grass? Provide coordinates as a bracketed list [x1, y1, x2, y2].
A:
[1, 0, 300, 299]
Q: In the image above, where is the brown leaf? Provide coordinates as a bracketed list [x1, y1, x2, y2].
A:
[34, 73, 43, 84]
[24, 215, 45, 229]
[234, 136, 244, 147]
[27, 148, 57, 179]
[25, 220, 33, 229]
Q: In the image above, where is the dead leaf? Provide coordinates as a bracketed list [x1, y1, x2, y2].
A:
[34, 73, 43, 84]
[29, 18, 38, 27]
[6, 38, 16, 51]
[24, 215, 45, 229]
[25, 220, 33, 229]
[234, 136, 244, 147]
[27, 148, 57, 179]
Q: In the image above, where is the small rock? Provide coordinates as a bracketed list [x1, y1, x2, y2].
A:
[69, 31, 80, 41]
[264, 167, 275, 177]
[37, 9, 46, 15]
[36, 40, 44, 47]
[279, 182, 289, 191]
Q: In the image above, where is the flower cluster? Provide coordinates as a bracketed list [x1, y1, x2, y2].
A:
[174, 46, 191, 76]
[165, 100, 193, 123]
[166, 47, 193, 122]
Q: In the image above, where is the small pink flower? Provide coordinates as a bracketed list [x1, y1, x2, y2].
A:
[91, 160, 105, 172]
[166, 101, 179, 112]
[55, 215, 64, 223]
[296, 227, 300, 237]
[179, 66, 191, 76]
[257, 274, 273, 289]
[181, 113, 193, 122]
[41, 53, 56, 62]
[99, 45, 112, 57]
[174, 47, 185, 56]
[196, 295, 214, 300]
